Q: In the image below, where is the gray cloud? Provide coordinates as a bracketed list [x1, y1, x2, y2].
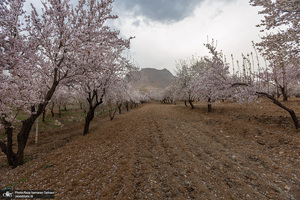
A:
[132, 19, 141, 27]
[114, 0, 236, 24]
[114, 0, 203, 23]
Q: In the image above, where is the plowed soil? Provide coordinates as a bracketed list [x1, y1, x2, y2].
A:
[1, 100, 300, 199]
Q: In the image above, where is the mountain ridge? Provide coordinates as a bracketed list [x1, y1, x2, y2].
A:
[128, 68, 174, 92]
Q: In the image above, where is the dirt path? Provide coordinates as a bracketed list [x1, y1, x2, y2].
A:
[1, 102, 299, 199]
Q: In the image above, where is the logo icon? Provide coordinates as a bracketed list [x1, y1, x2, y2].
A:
[2, 191, 13, 198]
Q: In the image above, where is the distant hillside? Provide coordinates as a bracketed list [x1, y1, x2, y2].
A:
[127, 68, 174, 92]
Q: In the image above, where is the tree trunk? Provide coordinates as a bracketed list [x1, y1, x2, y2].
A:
[0, 121, 16, 167]
[0, 66, 61, 168]
[83, 107, 95, 135]
[0, 110, 40, 168]
[1, 78, 58, 168]
[289, 110, 300, 130]
[7, 127, 16, 166]
[125, 102, 129, 111]
[42, 109, 46, 122]
[188, 99, 194, 109]
[118, 104, 122, 114]
[16, 116, 37, 166]
[50, 103, 55, 117]
[184, 100, 187, 107]
[257, 92, 299, 130]
[279, 86, 288, 101]
[83, 90, 105, 135]
[109, 107, 117, 121]
[283, 94, 288, 102]
[208, 98, 212, 113]
[276, 87, 281, 99]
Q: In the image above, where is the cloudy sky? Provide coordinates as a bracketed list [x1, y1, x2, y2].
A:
[110, 0, 264, 74]
[24, 0, 265, 75]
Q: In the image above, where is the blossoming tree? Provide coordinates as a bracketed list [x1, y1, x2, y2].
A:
[250, 0, 300, 101]
[0, 0, 125, 167]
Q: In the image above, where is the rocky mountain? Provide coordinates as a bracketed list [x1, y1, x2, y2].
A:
[127, 68, 174, 92]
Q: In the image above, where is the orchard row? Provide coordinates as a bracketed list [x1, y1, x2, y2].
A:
[157, 1, 299, 129]
[0, 0, 147, 168]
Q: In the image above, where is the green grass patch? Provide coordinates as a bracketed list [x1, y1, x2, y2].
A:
[30, 107, 86, 132]
[6, 176, 28, 189]
[44, 163, 53, 169]
[23, 157, 32, 164]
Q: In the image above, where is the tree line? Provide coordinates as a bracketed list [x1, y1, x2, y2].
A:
[158, 0, 299, 129]
[0, 0, 148, 168]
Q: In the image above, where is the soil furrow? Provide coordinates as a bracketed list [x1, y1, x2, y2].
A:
[1, 101, 299, 199]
